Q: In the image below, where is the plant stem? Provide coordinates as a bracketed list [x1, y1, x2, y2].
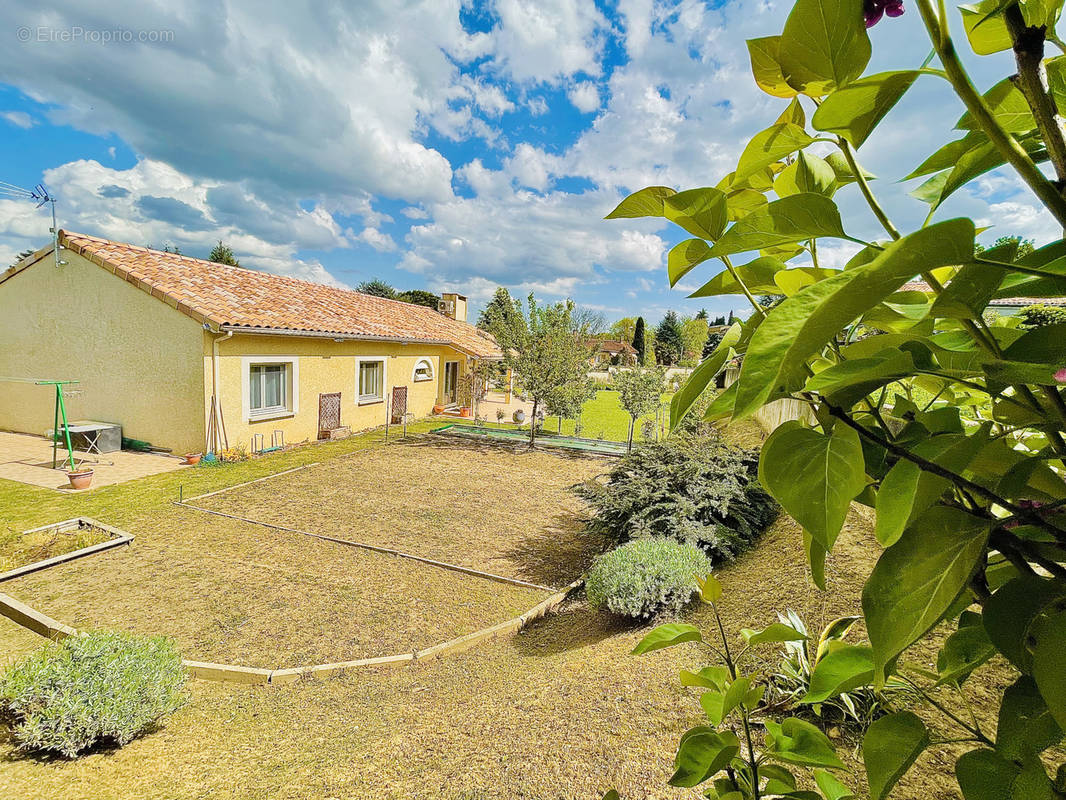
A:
[837, 137, 901, 241]
[711, 603, 759, 800]
[898, 675, 994, 746]
[1005, 5, 1066, 187]
[720, 255, 767, 319]
[914, 0, 1066, 228]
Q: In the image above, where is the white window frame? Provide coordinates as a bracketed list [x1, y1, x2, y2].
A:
[356, 357, 387, 405]
[411, 358, 435, 383]
[241, 356, 299, 421]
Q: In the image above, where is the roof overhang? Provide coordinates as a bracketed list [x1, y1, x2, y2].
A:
[219, 324, 503, 360]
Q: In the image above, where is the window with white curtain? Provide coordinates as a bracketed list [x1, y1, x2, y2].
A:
[358, 359, 385, 404]
[249, 363, 288, 414]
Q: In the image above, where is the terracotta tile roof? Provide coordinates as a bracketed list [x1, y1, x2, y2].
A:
[899, 280, 1066, 307]
[27, 232, 502, 358]
[590, 339, 638, 355]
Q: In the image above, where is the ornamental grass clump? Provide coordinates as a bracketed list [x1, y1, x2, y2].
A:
[0, 630, 187, 758]
[586, 538, 712, 619]
[575, 433, 778, 563]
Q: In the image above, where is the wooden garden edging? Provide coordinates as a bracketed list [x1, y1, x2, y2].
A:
[174, 501, 558, 593]
[0, 580, 582, 685]
[0, 518, 134, 583]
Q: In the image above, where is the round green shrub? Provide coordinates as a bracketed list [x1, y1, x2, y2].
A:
[586, 538, 712, 619]
[0, 630, 187, 758]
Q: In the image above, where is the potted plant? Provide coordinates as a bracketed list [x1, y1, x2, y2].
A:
[459, 406, 472, 418]
[66, 465, 94, 490]
[182, 452, 202, 465]
[432, 404, 446, 415]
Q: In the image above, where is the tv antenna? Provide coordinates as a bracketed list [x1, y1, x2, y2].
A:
[0, 180, 65, 267]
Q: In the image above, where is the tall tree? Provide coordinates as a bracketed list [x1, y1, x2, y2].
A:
[654, 311, 684, 366]
[632, 317, 647, 363]
[492, 293, 592, 446]
[610, 316, 638, 343]
[397, 289, 440, 309]
[975, 234, 1036, 258]
[357, 279, 398, 299]
[571, 306, 607, 337]
[615, 367, 665, 451]
[695, 308, 708, 321]
[478, 287, 521, 333]
[209, 240, 240, 267]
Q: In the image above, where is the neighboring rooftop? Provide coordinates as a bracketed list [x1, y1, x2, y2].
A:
[3, 232, 502, 358]
[591, 339, 638, 355]
[899, 280, 1066, 308]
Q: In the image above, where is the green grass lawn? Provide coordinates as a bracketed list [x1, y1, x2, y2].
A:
[540, 389, 673, 443]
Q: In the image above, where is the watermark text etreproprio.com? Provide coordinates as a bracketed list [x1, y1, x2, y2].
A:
[16, 26, 175, 44]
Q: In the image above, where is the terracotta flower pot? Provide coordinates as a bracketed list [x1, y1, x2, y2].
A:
[182, 453, 203, 465]
[459, 407, 472, 418]
[66, 470, 94, 490]
[432, 404, 446, 415]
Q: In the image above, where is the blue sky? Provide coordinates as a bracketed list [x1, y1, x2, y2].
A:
[0, 0, 1057, 325]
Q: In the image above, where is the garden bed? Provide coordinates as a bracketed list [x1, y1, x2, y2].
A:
[0, 517, 132, 579]
[190, 436, 608, 588]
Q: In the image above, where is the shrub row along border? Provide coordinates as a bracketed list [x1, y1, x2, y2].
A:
[0, 581, 580, 685]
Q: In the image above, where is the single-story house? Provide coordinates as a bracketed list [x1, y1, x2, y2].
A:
[588, 339, 639, 367]
[0, 231, 501, 455]
[899, 280, 1066, 314]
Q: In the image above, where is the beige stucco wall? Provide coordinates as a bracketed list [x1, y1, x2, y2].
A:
[0, 251, 206, 453]
[206, 333, 471, 452]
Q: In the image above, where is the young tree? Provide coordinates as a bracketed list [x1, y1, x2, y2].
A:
[492, 294, 592, 446]
[654, 311, 683, 365]
[209, 240, 240, 267]
[396, 289, 440, 309]
[615, 367, 665, 451]
[356, 279, 398, 298]
[543, 377, 595, 433]
[632, 316, 647, 363]
[681, 317, 710, 364]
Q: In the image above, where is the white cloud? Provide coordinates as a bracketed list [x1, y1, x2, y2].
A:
[1, 110, 34, 129]
[355, 226, 397, 252]
[489, 0, 608, 83]
[567, 81, 601, 113]
[526, 96, 549, 116]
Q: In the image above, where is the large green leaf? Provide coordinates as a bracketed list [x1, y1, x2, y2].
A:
[741, 622, 807, 646]
[905, 131, 987, 180]
[668, 239, 714, 286]
[1004, 324, 1066, 364]
[688, 257, 788, 297]
[874, 432, 986, 547]
[997, 676, 1063, 763]
[759, 421, 866, 551]
[1029, 608, 1066, 729]
[862, 712, 930, 800]
[704, 193, 847, 264]
[960, 1, 1013, 55]
[812, 70, 920, 147]
[669, 322, 742, 429]
[664, 187, 728, 241]
[774, 152, 838, 197]
[802, 645, 875, 703]
[605, 186, 676, 219]
[632, 623, 703, 655]
[955, 749, 1022, 800]
[826, 151, 876, 184]
[764, 717, 846, 768]
[936, 623, 996, 686]
[929, 262, 1005, 318]
[957, 76, 1037, 133]
[862, 506, 990, 683]
[747, 36, 800, 98]
[805, 351, 915, 407]
[669, 726, 741, 787]
[732, 218, 975, 418]
[736, 123, 816, 182]
[778, 0, 871, 95]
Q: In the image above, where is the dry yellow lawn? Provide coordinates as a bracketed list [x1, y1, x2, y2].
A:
[0, 425, 1019, 799]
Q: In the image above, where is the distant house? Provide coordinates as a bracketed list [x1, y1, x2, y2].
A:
[588, 339, 638, 367]
[899, 280, 1066, 314]
[0, 232, 501, 455]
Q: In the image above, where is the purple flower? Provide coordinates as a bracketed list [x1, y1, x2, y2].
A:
[865, 0, 904, 27]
